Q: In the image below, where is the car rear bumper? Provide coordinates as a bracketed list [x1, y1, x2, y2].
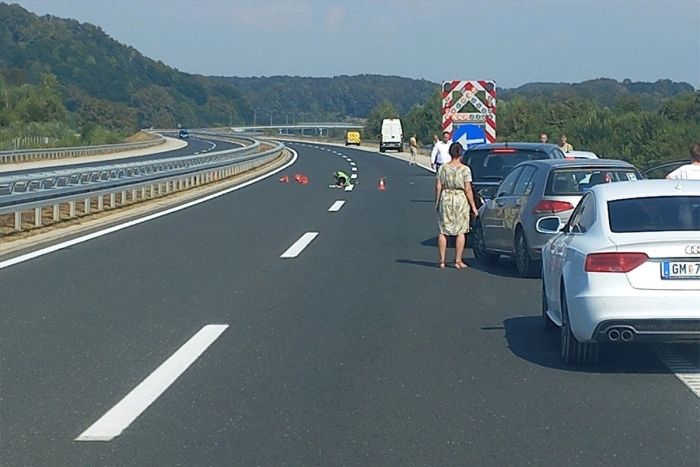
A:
[568, 292, 700, 343]
[593, 319, 700, 343]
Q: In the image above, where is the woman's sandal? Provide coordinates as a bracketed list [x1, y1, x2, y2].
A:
[455, 261, 468, 269]
[438, 262, 446, 269]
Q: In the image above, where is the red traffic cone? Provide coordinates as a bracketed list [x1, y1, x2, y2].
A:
[378, 178, 386, 191]
[279, 175, 289, 183]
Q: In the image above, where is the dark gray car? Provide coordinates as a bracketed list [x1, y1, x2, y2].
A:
[472, 159, 642, 277]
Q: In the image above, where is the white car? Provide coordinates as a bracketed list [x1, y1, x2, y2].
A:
[565, 150, 598, 159]
[540, 180, 700, 364]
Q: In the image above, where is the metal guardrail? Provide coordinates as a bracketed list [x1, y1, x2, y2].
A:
[0, 133, 166, 164]
[0, 137, 286, 233]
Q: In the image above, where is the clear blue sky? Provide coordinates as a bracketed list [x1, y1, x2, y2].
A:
[13, 0, 700, 89]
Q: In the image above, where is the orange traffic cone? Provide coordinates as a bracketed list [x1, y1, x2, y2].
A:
[378, 178, 386, 191]
[279, 175, 289, 183]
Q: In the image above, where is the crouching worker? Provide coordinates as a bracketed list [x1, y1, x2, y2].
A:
[333, 170, 350, 188]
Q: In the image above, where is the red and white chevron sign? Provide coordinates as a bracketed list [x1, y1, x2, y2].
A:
[441, 80, 497, 143]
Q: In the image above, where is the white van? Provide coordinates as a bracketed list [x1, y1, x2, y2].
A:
[380, 119, 403, 152]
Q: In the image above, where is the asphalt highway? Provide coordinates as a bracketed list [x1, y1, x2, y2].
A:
[0, 142, 698, 466]
[1, 134, 242, 176]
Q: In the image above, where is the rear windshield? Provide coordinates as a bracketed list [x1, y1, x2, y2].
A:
[464, 149, 555, 181]
[608, 196, 700, 232]
[546, 168, 640, 195]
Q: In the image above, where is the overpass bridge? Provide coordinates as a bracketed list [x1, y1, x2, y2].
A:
[230, 122, 363, 136]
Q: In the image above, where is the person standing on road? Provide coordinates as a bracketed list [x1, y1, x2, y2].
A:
[558, 134, 574, 153]
[431, 131, 452, 172]
[667, 143, 700, 180]
[409, 134, 418, 166]
[435, 142, 479, 269]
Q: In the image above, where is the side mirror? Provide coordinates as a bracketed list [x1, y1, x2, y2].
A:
[536, 216, 563, 234]
[478, 186, 497, 201]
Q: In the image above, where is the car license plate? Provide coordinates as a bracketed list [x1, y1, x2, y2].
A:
[661, 261, 700, 279]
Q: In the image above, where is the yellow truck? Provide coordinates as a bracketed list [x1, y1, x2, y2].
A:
[345, 131, 361, 146]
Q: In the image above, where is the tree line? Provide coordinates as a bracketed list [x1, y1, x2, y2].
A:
[369, 80, 699, 169]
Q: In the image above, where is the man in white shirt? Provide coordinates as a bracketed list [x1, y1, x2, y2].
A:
[431, 131, 452, 171]
[667, 144, 700, 180]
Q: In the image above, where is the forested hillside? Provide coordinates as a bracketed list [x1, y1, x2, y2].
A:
[220, 75, 437, 120]
[0, 2, 250, 133]
[396, 80, 699, 168]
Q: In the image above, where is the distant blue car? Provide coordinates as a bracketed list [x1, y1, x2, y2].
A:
[178, 129, 189, 139]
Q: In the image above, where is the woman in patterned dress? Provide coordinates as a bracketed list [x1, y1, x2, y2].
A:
[435, 142, 479, 269]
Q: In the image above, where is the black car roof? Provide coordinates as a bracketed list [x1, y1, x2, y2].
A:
[519, 158, 638, 170]
[465, 142, 560, 152]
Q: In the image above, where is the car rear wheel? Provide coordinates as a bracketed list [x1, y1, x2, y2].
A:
[560, 285, 599, 365]
[515, 229, 540, 278]
[473, 220, 497, 265]
[542, 281, 556, 329]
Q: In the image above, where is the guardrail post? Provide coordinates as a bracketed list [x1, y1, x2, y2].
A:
[15, 210, 22, 231]
[97, 195, 104, 211]
[84, 198, 90, 214]
[141, 186, 146, 200]
[69, 201, 76, 218]
[110, 193, 116, 208]
[132, 189, 137, 202]
[53, 204, 60, 222]
[34, 207, 42, 227]
[121, 191, 126, 205]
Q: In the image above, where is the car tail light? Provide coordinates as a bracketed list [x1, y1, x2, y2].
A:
[584, 252, 648, 273]
[533, 200, 574, 213]
[491, 148, 516, 153]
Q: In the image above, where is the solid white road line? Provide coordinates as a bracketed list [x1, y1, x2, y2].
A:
[655, 347, 700, 398]
[328, 200, 346, 212]
[0, 150, 299, 270]
[280, 232, 318, 258]
[75, 324, 229, 442]
[344, 184, 354, 192]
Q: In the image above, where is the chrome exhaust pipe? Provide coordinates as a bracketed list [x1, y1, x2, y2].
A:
[620, 329, 634, 342]
[607, 329, 621, 341]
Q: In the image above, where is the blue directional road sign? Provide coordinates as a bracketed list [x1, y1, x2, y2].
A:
[452, 124, 486, 150]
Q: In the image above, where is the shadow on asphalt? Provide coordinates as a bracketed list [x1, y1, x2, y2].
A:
[409, 199, 434, 203]
[467, 256, 530, 279]
[396, 259, 441, 269]
[500, 315, 678, 374]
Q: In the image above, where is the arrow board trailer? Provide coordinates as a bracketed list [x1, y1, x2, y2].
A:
[441, 80, 496, 144]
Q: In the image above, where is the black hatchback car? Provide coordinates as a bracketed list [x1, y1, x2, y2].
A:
[461, 143, 566, 201]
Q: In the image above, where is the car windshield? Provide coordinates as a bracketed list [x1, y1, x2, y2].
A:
[608, 196, 700, 232]
[546, 168, 639, 195]
[464, 149, 551, 181]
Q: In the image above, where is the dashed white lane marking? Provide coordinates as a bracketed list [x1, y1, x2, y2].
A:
[350, 162, 356, 166]
[350, 174, 358, 179]
[0, 150, 299, 269]
[328, 200, 346, 212]
[344, 184, 355, 191]
[342, 156, 348, 159]
[351, 167, 357, 172]
[280, 232, 319, 258]
[76, 324, 229, 441]
[655, 347, 700, 398]
[194, 152, 200, 155]
[346, 158, 353, 162]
